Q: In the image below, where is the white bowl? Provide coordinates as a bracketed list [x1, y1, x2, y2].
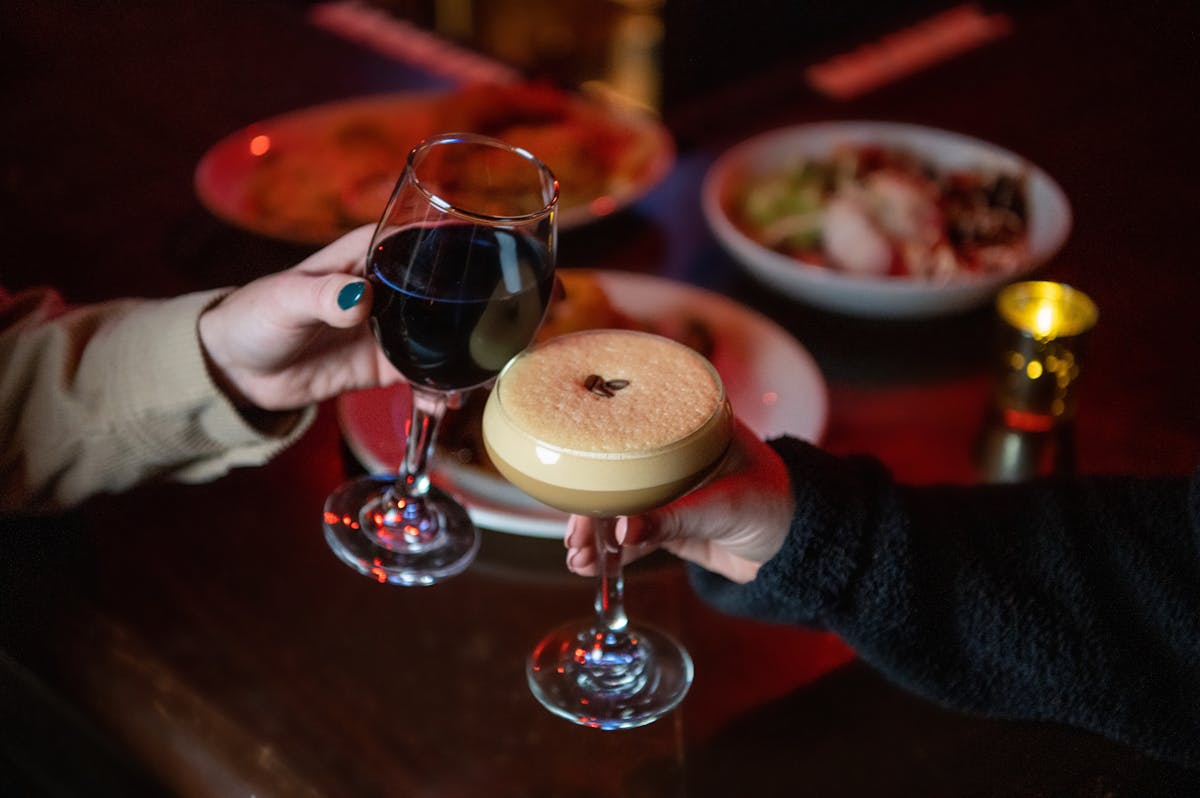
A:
[702, 121, 1072, 318]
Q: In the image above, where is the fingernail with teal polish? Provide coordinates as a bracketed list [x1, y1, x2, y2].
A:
[337, 281, 366, 310]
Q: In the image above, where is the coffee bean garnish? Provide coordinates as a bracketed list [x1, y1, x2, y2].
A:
[584, 374, 629, 398]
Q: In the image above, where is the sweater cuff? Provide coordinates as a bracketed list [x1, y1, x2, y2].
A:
[688, 437, 887, 628]
[98, 290, 315, 480]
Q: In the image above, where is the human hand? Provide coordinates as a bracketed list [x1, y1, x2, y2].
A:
[564, 420, 795, 584]
[198, 225, 401, 412]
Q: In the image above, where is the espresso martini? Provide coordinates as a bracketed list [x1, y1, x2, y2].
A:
[483, 329, 733, 729]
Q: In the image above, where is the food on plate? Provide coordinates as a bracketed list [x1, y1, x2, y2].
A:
[534, 268, 635, 340]
[239, 82, 665, 242]
[435, 83, 659, 213]
[730, 144, 1029, 279]
[438, 270, 714, 477]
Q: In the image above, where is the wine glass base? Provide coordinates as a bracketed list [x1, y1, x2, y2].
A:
[527, 620, 693, 730]
[323, 474, 480, 586]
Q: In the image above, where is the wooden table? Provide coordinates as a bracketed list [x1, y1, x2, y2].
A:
[3, 1, 1197, 795]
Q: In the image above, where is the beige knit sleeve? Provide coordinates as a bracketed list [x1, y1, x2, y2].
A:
[0, 288, 315, 512]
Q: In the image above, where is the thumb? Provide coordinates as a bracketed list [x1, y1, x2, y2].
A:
[284, 273, 373, 330]
[618, 508, 684, 548]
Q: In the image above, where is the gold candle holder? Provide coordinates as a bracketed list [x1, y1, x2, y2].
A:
[992, 280, 1098, 432]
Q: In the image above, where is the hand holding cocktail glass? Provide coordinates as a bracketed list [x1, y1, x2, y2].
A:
[564, 419, 795, 585]
[483, 330, 734, 728]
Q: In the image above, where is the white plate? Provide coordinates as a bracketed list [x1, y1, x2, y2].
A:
[702, 120, 1072, 318]
[195, 87, 674, 245]
[337, 270, 829, 538]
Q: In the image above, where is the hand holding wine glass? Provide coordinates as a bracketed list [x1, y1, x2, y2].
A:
[324, 133, 558, 586]
[198, 225, 399, 413]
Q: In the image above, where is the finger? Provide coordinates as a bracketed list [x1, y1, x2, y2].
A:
[564, 515, 589, 549]
[293, 225, 376, 276]
[275, 272, 372, 331]
[566, 545, 597, 576]
[618, 514, 656, 547]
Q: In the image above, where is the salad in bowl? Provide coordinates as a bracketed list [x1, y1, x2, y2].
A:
[703, 121, 1071, 318]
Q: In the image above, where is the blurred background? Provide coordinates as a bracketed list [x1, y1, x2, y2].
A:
[300, 0, 1032, 110]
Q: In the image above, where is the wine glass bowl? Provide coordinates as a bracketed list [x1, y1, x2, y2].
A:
[324, 133, 558, 586]
[482, 329, 734, 727]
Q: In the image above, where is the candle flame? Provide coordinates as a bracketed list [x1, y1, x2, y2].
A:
[1032, 302, 1058, 338]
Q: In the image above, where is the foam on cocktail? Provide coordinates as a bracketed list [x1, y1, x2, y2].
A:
[497, 330, 721, 452]
[483, 330, 733, 516]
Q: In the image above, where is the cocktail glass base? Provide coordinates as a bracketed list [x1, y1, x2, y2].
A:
[527, 620, 693, 730]
[323, 474, 480, 586]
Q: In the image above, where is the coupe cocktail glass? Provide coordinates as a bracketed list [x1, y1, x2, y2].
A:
[483, 329, 733, 727]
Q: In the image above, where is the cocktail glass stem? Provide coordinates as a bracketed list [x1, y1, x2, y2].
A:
[575, 516, 649, 692]
[527, 513, 692, 727]
[596, 516, 628, 633]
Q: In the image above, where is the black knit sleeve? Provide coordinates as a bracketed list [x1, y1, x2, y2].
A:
[688, 436, 1200, 768]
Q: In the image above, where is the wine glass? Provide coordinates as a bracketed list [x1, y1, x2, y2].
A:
[482, 329, 734, 728]
[324, 133, 559, 586]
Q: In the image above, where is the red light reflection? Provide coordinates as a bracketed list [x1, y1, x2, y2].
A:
[249, 134, 271, 156]
[589, 195, 617, 216]
[370, 559, 387, 583]
[1002, 408, 1055, 432]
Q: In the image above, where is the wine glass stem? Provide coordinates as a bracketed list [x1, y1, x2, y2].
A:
[594, 516, 629, 636]
[395, 386, 449, 501]
[373, 386, 457, 547]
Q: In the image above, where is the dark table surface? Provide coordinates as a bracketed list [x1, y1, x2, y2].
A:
[2, 1, 1198, 795]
